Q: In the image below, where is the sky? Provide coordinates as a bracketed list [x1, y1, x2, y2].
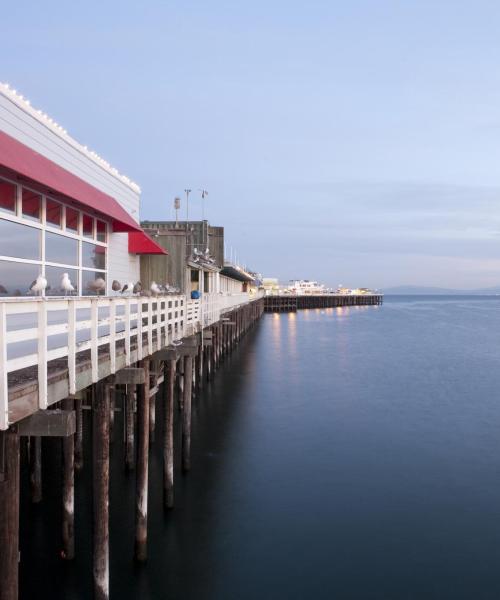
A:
[3, 1, 500, 289]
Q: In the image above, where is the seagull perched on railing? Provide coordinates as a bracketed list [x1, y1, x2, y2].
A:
[121, 282, 134, 294]
[30, 274, 47, 296]
[150, 281, 161, 296]
[133, 281, 142, 295]
[61, 273, 75, 296]
[88, 277, 106, 295]
[111, 280, 122, 292]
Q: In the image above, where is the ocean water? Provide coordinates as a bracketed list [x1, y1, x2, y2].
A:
[19, 296, 500, 599]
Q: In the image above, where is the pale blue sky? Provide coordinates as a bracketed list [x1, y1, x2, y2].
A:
[3, 1, 500, 289]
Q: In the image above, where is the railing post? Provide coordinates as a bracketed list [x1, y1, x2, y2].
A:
[38, 301, 48, 409]
[0, 303, 8, 430]
[125, 299, 131, 366]
[91, 299, 98, 383]
[68, 300, 76, 395]
[109, 299, 116, 374]
[156, 300, 162, 351]
[137, 299, 143, 361]
[147, 298, 153, 356]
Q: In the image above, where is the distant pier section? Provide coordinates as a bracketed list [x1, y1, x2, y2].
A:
[264, 293, 383, 312]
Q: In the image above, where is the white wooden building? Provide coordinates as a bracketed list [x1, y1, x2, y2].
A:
[0, 83, 156, 296]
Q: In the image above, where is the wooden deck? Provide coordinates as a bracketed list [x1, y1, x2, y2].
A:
[264, 293, 383, 312]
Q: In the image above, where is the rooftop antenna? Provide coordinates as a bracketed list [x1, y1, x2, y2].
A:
[199, 189, 208, 250]
[174, 197, 181, 228]
[184, 188, 191, 253]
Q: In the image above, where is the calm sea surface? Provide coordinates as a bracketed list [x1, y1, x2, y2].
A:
[20, 296, 500, 599]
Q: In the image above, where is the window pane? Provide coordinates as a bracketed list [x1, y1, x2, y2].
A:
[46, 199, 62, 228]
[0, 260, 40, 296]
[0, 179, 16, 214]
[45, 231, 78, 266]
[82, 214, 93, 238]
[22, 188, 41, 222]
[96, 220, 106, 242]
[45, 266, 78, 296]
[0, 219, 41, 260]
[82, 271, 106, 296]
[66, 207, 79, 233]
[82, 242, 105, 270]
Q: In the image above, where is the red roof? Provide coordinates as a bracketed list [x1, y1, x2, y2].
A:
[0, 130, 141, 233]
[128, 230, 168, 255]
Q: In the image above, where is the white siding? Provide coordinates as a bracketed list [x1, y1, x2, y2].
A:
[0, 91, 141, 285]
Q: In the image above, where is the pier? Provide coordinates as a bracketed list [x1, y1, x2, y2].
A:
[264, 293, 383, 312]
[0, 291, 264, 600]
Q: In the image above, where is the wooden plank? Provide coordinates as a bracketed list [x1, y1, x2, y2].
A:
[0, 303, 8, 430]
[109, 299, 116, 374]
[37, 301, 48, 410]
[114, 368, 145, 385]
[90, 299, 98, 383]
[68, 300, 77, 395]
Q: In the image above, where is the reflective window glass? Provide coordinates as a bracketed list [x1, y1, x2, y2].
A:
[82, 271, 106, 296]
[45, 231, 78, 266]
[0, 219, 41, 260]
[22, 188, 41, 222]
[82, 214, 94, 238]
[96, 220, 106, 242]
[45, 266, 78, 296]
[0, 179, 16, 214]
[82, 242, 105, 270]
[0, 260, 40, 296]
[66, 207, 79, 233]
[46, 199, 62, 228]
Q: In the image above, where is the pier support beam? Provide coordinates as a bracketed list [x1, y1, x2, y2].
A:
[182, 355, 193, 472]
[62, 398, 75, 560]
[92, 382, 110, 600]
[30, 436, 42, 503]
[125, 385, 135, 471]
[135, 360, 150, 562]
[74, 397, 83, 471]
[0, 431, 20, 600]
[163, 358, 176, 508]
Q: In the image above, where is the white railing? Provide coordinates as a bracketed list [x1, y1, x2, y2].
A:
[0, 290, 264, 430]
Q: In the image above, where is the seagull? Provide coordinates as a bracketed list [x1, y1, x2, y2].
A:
[0, 284, 7, 294]
[133, 281, 142, 295]
[88, 277, 106, 295]
[204, 247, 210, 256]
[30, 274, 48, 296]
[111, 280, 122, 292]
[150, 281, 161, 296]
[61, 273, 75, 296]
[121, 282, 134, 294]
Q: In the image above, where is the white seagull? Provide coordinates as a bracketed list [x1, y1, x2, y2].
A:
[150, 281, 161, 296]
[30, 274, 48, 296]
[88, 277, 106, 295]
[61, 273, 75, 296]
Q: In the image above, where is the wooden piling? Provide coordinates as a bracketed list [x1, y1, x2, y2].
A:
[92, 382, 110, 600]
[62, 397, 75, 560]
[135, 360, 150, 562]
[30, 436, 42, 503]
[125, 385, 135, 471]
[108, 385, 115, 443]
[149, 363, 157, 444]
[74, 397, 83, 471]
[0, 431, 20, 600]
[182, 355, 193, 472]
[163, 359, 176, 508]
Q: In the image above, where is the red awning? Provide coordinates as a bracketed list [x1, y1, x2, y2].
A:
[0, 130, 141, 233]
[128, 231, 168, 255]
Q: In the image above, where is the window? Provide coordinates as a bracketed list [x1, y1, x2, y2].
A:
[46, 199, 62, 228]
[96, 220, 106, 242]
[0, 179, 16, 214]
[82, 242, 106, 270]
[204, 271, 210, 293]
[22, 188, 41, 222]
[0, 220, 41, 260]
[82, 214, 94, 238]
[0, 260, 40, 296]
[65, 207, 79, 233]
[45, 231, 78, 266]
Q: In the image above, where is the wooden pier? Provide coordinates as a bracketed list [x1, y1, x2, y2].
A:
[264, 293, 383, 312]
[0, 292, 265, 600]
